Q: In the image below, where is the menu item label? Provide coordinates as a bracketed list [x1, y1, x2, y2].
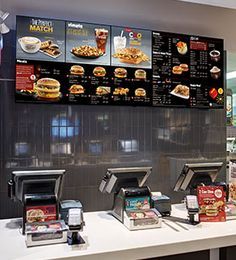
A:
[66, 22, 111, 65]
[16, 16, 65, 62]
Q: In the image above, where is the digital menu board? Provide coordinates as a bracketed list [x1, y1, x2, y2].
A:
[152, 31, 224, 108]
[66, 21, 111, 66]
[15, 16, 224, 109]
[16, 16, 65, 62]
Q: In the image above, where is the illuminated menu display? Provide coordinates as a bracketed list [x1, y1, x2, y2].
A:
[15, 16, 224, 109]
[152, 31, 224, 108]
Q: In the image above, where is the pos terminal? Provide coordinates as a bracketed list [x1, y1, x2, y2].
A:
[99, 167, 162, 230]
[174, 162, 223, 224]
[8, 169, 65, 234]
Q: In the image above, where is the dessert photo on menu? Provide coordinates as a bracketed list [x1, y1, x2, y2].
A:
[16, 16, 65, 62]
[111, 26, 152, 69]
[66, 21, 111, 65]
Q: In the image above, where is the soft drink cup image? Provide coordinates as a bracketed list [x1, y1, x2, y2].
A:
[94, 28, 109, 54]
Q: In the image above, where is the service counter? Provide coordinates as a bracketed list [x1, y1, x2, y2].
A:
[1, 204, 236, 260]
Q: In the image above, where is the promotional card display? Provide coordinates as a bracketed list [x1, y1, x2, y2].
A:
[110, 26, 152, 106]
[111, 26, 152, 69]
[152, 31, 224, 108]
[66, 21, 111, 66]
[16, 16, 65, 62]
[16, 60, 66, 103]
[15, 16, 224, 108]
[197, 186, 226, 222]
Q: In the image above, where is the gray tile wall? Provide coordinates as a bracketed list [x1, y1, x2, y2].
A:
[0, 31, 226, 219]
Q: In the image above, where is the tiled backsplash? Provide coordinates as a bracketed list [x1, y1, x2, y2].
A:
[0, 31, 226, 219]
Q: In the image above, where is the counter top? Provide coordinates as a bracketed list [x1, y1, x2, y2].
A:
[2, 204, 236, 260]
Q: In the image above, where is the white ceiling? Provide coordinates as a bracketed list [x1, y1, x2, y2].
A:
[177, 0, 236, 10]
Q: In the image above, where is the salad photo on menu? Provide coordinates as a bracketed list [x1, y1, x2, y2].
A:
[111, 26, 152, 69]
[66, 21, 111, 65]
[16, 16, 65, 62]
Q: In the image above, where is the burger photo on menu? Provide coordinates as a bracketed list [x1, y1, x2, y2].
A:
[93, 66, 106, 77]
[172, 66, 183, 75]
[34, 78, 61, 100]
[69, 85, 85, 94]
[135, 88, 146, 97]
[172, 64, 189, 75]
[111, 26, 152, 69]
[135, 69, 146, 80]
[66, 22, 110, 65]
[170, 84, 189, 99]
[16, 16, 65, 62]
[180, 64, 189, 72]
[70, 65, 85, 76]
[114, 67, 127, 78]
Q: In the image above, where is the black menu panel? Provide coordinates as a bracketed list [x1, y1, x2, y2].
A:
[152, 31, 224, 108]
[15, 16, 224, 109]
[15, 60, 152, 106]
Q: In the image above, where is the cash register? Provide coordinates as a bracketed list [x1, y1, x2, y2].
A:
[8, 169, 66, 234]
[174, 162, 224, 224]
[99, 166, 162, 230]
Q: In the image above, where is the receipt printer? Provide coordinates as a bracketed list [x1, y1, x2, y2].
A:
[151, 193, 171, 216]
[60, 200, 84, 229]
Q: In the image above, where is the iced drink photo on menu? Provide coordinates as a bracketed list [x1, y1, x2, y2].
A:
[114, 31, 127, 52]
[95, 28, 109, 54]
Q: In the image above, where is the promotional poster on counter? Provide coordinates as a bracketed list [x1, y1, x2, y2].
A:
[15, 15, 224, 109]
[197, 186, 226, 222]
[16, 16, 65, 62]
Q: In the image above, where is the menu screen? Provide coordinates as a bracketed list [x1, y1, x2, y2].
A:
[111, 26, 152, 69]
[152, 31, 224, 108]
[15, 16, 224, 109]
[66, 21, 111, 66]
[16, 16, 65, 62]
